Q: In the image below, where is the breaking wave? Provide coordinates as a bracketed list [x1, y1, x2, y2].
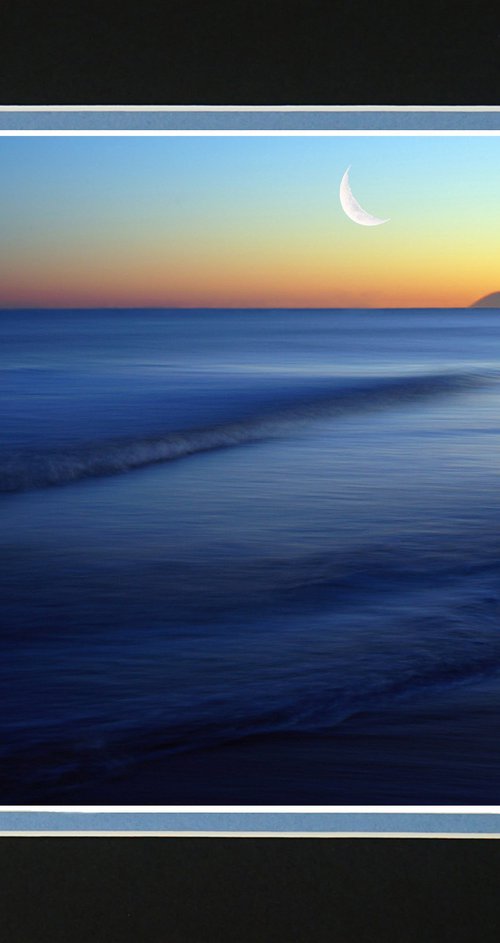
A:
[0, 370, 485, 493]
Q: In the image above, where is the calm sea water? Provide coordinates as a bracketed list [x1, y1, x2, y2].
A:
[3, 307, 500, 802]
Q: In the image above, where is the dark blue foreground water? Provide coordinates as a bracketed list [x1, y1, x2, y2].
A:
[3, 308, 500, 802]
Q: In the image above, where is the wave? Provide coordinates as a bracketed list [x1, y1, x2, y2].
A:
[0, 370, 485, 493]
[5, 600, 500, 794]
[3, 528, 500, 796]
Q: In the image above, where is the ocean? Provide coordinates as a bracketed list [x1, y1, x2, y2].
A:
[2, 307, 500, 803]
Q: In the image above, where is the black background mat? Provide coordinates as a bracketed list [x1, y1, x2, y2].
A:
[0, 1, 499, 104]
[1, 836, 499, 942]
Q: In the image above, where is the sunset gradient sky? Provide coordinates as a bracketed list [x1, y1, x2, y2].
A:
[0, 134, 499, 308]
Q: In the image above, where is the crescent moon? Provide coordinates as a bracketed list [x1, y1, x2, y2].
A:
[339, 167, 389, 227]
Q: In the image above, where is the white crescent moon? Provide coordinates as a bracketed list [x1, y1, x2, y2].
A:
[339, 167, 389, 227]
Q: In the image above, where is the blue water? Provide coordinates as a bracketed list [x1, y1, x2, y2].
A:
[3, 308, 500, 802]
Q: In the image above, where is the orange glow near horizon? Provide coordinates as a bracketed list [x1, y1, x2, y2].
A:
[2, 135, 500, 309]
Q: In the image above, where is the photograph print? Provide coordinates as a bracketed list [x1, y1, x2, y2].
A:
[2, 131, 500, 804]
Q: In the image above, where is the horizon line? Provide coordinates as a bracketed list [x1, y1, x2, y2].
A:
[0, 304, 490, 312]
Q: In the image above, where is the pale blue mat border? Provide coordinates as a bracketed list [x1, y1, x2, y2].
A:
[1, 111, 500, 131]
[0, 812, 499, 833]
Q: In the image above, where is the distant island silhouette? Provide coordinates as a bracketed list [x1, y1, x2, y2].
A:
[471, 292, 500, 308]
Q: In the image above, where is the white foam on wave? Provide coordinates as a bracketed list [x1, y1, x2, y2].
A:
[0, 370, 487, 493]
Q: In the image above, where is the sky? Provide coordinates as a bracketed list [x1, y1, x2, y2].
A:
[0, 134, 499, 308]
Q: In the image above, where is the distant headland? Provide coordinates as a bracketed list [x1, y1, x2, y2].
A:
[471, 292, 500, 308]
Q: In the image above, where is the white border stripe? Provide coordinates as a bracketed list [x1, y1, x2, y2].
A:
[3, 806, 500, 813]
[1, 831, 499, 838]
[1, 130, 500, 137]
[2, 105, 500, 112]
